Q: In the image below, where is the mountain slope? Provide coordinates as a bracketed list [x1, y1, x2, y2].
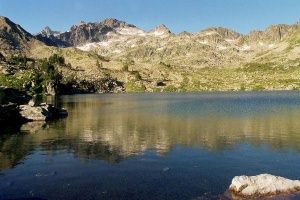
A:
[35, 18, 299, 69]
[1, 16, 300, 93]
[0, 16, 34, 55]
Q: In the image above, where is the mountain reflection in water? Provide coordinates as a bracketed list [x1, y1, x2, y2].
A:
[2, 92, 300, 170]
[1, 92, 300, 200]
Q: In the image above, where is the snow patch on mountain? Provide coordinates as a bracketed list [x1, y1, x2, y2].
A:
[116, 27, 146, 36]
[77, 43, 99, 51]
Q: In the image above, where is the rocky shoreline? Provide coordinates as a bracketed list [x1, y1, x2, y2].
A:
[0, 87, 68, 128]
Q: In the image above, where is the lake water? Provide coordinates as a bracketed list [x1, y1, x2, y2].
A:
[1, 92, 300, 200]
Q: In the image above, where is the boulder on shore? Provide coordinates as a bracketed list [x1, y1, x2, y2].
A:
[0, 88, 68, 128]
[20, 103, 68, 121]
[229, 174, 300, 198]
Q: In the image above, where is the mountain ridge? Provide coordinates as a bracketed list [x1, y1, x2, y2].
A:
[34, 18, 300, 46]
[1, 16, 300, 93]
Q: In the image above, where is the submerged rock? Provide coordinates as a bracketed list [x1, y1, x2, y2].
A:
[229, 174, 300, 197]
[162, 167, 170, 172]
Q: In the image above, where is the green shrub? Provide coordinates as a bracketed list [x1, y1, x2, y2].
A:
[48, 54, 65, 65]
[96, 60, 103, 69]
[163, 85, 177, 92]
[253, 84, 265, 91]
[125, 81, 145, 92]
[122, 63, 129, 72]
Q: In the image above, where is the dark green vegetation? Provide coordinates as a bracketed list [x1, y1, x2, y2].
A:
[0, 88, 30, 127]
[0, 54, 64, 95]
[0, 54, 124, 95]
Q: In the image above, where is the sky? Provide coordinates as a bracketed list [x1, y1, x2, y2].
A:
[0, 0, 299, 34]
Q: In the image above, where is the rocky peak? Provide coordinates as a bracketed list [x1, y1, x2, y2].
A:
[264, 24, 291, 41]
[0, 16, 33, 55]
[40, 26, 60, 37]
[70, 21, 92, 31]
[149, 24, 172, 38]
[202, 27, 241, 39]
[178, 31, 193, 37]
[0, 16, 32, 38]
[153, 24, 171, 33]
[246, 24, 291, 43]
[78, 21, 86, 25]
[0, 16, 11, 26]
[100, 18, 135, 29]
[0, 16, 8, 23]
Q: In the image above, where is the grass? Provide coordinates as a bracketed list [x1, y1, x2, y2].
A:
[0, 71, 33, 90]
[125, 81, 146, 93]
[171, 64, 300, 92]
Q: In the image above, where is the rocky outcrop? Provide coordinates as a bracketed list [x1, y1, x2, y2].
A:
[40, 26, 60, 37]
[0, 88, 67, 127]
[20, 103, 68, 121]
[0, 16, 34, 55]
[149, 24, 172, 37]
[58, 77, 124, 94]
[36, 18, 137, 47]
[244, 24, 291, 44]
[229, 174, 300, 198]
[35, 26, 67, 47]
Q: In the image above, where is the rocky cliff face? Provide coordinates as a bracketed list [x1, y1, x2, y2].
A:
[244, 24, 292, 43]
[33, 17, 300, 68]
[36, 18, 139, 47]
[40, 26, 60, 37]
[35, 26, 67, 47]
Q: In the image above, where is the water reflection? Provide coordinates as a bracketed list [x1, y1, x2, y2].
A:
[1, 92, 300, 171]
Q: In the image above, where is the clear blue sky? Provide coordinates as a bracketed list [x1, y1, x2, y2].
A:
[0, 0, 299, 34]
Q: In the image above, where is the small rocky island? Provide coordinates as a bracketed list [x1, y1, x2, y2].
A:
[0, 87, 67, 126]
[229, 174, 300, 198]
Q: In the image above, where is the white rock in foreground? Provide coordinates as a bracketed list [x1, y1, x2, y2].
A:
[229, 174, 300, 197]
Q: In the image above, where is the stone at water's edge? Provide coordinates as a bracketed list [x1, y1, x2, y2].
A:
[20, 104, 50, 121]
[229, 174, 300, 197]
[20, 104, 68, 121]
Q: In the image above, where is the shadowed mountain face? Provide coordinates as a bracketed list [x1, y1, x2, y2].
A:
[0, 16, 34, 55]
